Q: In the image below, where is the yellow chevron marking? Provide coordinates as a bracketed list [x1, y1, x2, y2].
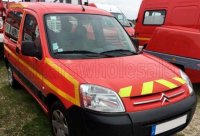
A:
[141, 81, 154, 95]
[173, 77, 186, 84]
[119, 86, 132, 97]
[155, 79, 178, 89]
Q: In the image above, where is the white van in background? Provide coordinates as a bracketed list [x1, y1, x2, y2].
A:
[24, 0, 81, 4]
[88, 3, 135, 37]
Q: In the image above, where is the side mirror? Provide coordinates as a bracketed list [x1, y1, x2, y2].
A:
[21, 41, 38, 57]
[129, 21, 133, 27]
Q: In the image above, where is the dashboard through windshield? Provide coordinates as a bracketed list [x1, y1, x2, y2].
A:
[45, 14, 136, 59]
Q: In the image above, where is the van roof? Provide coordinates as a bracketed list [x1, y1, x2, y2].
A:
[9, 2, 112, 16]
[94, 3, 121, 13]
[141, 0, 200, 6]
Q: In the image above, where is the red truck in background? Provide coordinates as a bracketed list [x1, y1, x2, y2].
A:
[144, 26, 200, 83]
[135, 0, 200, 46]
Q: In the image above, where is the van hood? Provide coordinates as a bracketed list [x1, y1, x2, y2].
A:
[59, 54, 181, 97]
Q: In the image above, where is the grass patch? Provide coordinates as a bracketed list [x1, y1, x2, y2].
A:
[0, 60, 52, 136]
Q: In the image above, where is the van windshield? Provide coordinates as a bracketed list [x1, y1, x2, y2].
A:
[45, 14, 136, 59]
[111, 13, 130, 27]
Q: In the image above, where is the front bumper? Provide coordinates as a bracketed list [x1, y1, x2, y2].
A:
[67, 94, 197, 136]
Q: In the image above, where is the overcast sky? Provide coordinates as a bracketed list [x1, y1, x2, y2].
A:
[10, 0, 142, 19]
[83, 0, 142, 20]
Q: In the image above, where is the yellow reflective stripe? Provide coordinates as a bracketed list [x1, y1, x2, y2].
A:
[141, 81, 154, 95]
[155, 79, 177, 89]
[45, 58, 80, 106]
[4, 46, 80, 106]
[10, 4, 27, 9]
[173, 77, 186, 84]
[136, 37, 151, 41]
[43, 78, 79, 105]
[119, 86, 132, 97]
[4, 46, 43, 80]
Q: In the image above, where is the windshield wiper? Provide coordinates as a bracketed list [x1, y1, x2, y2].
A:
[54, 50, 99, 55]
[100, 49, 138, 56]
[54, 50, 113, 58]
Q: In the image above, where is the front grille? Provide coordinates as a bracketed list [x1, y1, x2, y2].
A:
[130, 87, 188, 111]
[134, 90, 185, 106]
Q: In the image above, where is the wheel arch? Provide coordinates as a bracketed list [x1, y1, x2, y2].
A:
[4, 57, 9, 69]
[46, 93, 64, 111]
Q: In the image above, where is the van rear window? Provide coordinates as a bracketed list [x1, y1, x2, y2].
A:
[5, 11, 22, 43]
[143, 10, 166, 25]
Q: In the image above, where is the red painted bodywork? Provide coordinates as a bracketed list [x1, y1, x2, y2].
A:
[4, 3, 190, 113]
[135, 0, 200, 46]
[146, 26, 200, 83]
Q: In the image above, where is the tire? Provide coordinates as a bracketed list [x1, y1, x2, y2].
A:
[50, 101, 73, 136]
[7, 65, 20, 89]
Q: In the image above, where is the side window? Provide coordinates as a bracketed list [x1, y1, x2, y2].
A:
[23, 14, 42, 60]
[143, 10, 166, 25]
[47, 0, 81, 5]
[5, 11, 23, 43]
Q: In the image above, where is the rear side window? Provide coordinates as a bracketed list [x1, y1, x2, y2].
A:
[143, 10, 166, 25]
[5, 11, 22, 43]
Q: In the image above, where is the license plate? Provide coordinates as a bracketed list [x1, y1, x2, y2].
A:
[151, 115, 187, 136]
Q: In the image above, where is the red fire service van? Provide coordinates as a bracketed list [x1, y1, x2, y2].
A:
[4, 2, 196, 136]
[135, 0, 200, 46]
[144, 26, 200, 84]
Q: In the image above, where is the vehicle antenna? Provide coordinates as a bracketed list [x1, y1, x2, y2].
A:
[81, 5, 85, 11]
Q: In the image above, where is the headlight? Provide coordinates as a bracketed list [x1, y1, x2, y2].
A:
[180, 70, 194, 95]
[80, 84, 125, 112]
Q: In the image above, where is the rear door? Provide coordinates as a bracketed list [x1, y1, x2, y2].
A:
[4, 9, 23, 69]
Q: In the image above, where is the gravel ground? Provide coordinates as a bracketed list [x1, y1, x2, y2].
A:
[176, 84, 200, 136]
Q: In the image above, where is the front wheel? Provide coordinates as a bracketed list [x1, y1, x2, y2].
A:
[50, 102, 72, 136]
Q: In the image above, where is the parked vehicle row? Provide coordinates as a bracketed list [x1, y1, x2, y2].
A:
[3, 2, 197, 136]
[135, 0, 200, 47]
